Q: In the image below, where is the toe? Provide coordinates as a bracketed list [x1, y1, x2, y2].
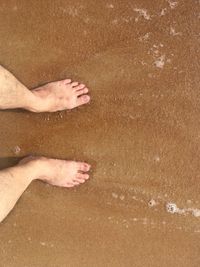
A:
[72, 181, 80, 186]
[76, 95, 90, 107]
[76, 88, 89, 96]
[74, 84, 85, 91]
[63, 79, 71, 84]
[74, 177, 86, 184]
[78, 162, 91, 172]
[71, 82, 79, 87]
[76, 173, 89, 180]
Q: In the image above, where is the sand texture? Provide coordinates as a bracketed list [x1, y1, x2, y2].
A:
[0, 0, 200, 266]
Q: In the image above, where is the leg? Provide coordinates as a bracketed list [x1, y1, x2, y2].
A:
[0, 65, 90, 112]
[0, 157, 91, 223]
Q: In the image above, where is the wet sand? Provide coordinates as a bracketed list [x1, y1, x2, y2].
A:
[0, 0, 200, 266]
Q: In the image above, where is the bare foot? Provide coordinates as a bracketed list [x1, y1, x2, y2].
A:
[19, 156, 91, 188]
[32, 79, 90, 112]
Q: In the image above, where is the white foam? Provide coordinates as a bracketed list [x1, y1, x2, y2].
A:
[134, 8, 151, 21]
[166, 203, 178, 214]
[154, 55, 165, 68]
[166, 203, 200, 217]
[13, 145, 21, 155]
[167, 0, 178, 9]
[160, 8, 167, 16]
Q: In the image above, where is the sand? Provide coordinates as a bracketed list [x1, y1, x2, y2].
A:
[0, 0, 200, 266]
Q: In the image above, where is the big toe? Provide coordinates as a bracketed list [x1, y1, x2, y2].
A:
[78, 162, 91, 172]
[71, 81, 79, 87]
[76, 95, 90, 107]
[76, 173, 90, 180]
[63, 79, 72, 84]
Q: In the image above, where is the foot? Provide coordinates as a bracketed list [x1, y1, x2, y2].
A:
[19, 156, 91, 188]
[31, 79, 90, 112]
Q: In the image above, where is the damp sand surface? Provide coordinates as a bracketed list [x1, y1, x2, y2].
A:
[0, 0, 200, 266]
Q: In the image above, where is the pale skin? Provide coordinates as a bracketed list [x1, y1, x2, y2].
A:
[0, 65, 91, 223]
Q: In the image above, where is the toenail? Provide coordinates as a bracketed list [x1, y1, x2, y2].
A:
[86, 164, 91, 169]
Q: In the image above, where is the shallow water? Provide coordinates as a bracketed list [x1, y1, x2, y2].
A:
[0, 0, 200, 266]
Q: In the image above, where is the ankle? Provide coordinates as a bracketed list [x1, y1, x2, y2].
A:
[19, 156, 52, 181]
[23, 91, 44, 113]
[27, 91, 53, 113]
[7, 164, 36, 184]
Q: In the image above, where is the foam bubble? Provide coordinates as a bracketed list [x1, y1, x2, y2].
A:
[13, 145, 21, 155]
[148, 199, 157, 207]
[154, 55, 165, 68]
[166, 203, 178, 214]
[192, 209, 200, 217]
